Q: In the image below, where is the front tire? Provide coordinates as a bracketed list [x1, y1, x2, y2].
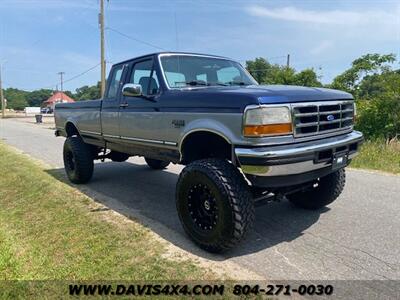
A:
[63, 136, 94, 184]
[287, 169, 346, 210]
[145, 157, 170, 170]
[176, 159, 255, 253]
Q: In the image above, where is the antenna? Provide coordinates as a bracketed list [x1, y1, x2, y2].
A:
[174, 12, 179, 51]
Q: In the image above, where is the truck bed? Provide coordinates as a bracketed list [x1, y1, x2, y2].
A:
[55, 99, 102, 140]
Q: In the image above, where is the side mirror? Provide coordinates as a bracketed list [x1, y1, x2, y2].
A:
[122, 83, 142, 97]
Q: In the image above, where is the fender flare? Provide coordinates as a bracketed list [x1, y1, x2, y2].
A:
[64, 119, 81, 137]
[178, 119, 235, 154]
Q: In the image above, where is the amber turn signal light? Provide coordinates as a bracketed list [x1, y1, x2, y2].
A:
[244, 123, 292, 137]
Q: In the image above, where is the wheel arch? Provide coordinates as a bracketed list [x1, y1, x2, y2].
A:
[179, 118, 236, 148]
[65, 120, 81, 137]
[179, 128, 234, 164]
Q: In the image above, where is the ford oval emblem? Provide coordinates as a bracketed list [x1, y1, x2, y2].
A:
[327, 114, 335, 121]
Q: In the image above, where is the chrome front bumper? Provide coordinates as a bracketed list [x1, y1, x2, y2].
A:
[235, 131, 363, 183]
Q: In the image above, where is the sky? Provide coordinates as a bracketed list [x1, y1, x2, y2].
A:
[0, 0, 399, 92]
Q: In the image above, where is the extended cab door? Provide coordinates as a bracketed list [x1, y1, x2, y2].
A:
[101, 63, 126, 142]
[118, 58, 165, 143]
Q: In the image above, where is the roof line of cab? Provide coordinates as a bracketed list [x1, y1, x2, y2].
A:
[112, 51, 234, 68]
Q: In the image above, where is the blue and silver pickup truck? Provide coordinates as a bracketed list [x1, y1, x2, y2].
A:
[55, 52, 363, 252]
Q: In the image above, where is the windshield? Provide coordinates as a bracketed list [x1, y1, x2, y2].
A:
[159, 55, 257, 88]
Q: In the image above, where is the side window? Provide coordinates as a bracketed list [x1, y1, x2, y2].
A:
[106, 65, 123, 99]
[129, 60, 160, 96]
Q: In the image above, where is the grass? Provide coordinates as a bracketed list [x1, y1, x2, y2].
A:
[351, 139, 400, 174]
[0, 143, 212, 297]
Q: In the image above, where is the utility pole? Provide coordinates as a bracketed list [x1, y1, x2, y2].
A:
[286, 54, 290, 68]
[58, 71, 65, 102]
[58, 72, 65, 92]
[0, 63, 4, 118]
[99, 0, 106, 98]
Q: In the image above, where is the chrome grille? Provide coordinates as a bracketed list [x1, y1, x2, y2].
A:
[292, 101, 354, 137]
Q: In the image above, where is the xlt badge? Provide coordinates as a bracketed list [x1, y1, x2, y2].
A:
[172, 119, 185, 128]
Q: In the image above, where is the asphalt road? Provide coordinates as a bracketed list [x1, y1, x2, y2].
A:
[1, 118, 399, 282]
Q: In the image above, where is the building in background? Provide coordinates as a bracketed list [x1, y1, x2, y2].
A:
[42, 92, 75, 110]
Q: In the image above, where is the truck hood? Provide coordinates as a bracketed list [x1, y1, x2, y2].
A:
[160, 85, 354, 113]
[254, 85, 352, 103]
[204, 85, 353, 104]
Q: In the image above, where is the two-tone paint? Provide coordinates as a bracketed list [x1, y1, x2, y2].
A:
[55, 52, 363, 187]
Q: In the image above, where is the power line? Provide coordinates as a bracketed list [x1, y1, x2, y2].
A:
[4, 63, 101, 91]
[62, 63, 101, 85]
[106, 26, 168, 51]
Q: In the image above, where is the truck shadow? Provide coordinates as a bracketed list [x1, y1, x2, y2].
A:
[46, 160, 327, 260]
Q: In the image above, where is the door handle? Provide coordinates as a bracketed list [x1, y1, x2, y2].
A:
[119, 103, 129, 108]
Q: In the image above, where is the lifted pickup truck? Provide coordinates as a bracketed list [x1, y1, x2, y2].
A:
[55, 52, 363, 253]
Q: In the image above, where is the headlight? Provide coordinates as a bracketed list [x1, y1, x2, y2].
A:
[243, 106, 292, 137]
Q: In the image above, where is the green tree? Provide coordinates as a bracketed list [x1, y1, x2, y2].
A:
[3, 88, 29, 110]
[265, 65, 296, 85]
[331, 53, 396, 96]
[293, 69, 322, 87]
[25, 89, 53, 107]
[12, 96, 28, 110]
[246, 58, 321, 87]
[245, 57, 271, 83]
[358, 69, 400, 100]
[356, 96, 400, 140]
[64, 90, 74, 99]
[355, 68, 400, 139]
[74, 82, 101, 100]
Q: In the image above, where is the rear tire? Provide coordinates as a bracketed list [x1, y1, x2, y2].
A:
[145, 157, 170, 170]
[176, 159, 254, 253]
[287, 169, 346, 210]
[63, 136, 94, 184]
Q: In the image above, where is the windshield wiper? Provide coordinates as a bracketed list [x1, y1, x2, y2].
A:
[175, 80, 209, 86]
[228, 81, 249, 86]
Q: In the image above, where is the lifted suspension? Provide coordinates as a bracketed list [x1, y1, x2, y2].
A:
[251, 181, 316, 207]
